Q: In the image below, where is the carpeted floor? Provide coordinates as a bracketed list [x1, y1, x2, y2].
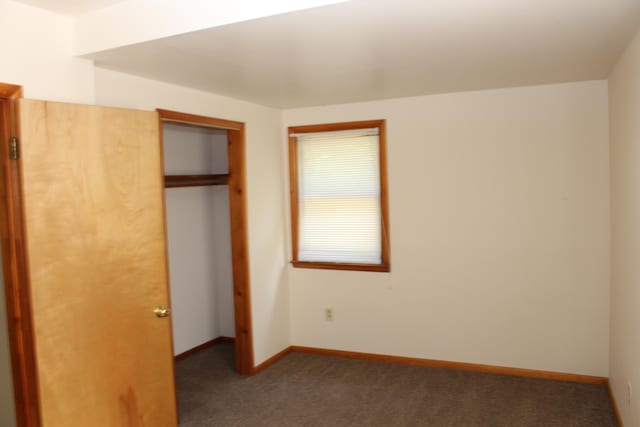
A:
[175, 343, 618, 426]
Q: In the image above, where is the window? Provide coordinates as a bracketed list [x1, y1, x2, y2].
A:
[288, 120, 390, 272]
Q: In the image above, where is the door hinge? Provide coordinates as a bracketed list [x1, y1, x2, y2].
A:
[9, 137, 18, 160]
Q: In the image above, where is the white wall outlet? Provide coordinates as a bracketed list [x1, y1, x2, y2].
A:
[628, 382, 633, 407]
[325, 307, 334, 321]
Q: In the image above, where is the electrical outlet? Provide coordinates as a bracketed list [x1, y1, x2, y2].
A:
[628, 382, 633, 407]
[325, 307, 334, 321]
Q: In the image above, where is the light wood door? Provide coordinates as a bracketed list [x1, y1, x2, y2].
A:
[18, 100, 177, 426]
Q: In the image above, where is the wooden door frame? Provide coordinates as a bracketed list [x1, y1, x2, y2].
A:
[0, 82, 41, 426]
[157, 109, 254, 375]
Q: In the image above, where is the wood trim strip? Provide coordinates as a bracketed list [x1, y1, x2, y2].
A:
[227, 126, 255, 375]
[0, 82, 41, 427]
[247, 345, 609, 387]
[288, 134, 299, 266]
[608, 381, 625, 427]
[174, 336, 236, 361]
[156, 109, 180, 424]
[291, 260, 390, 272]
[289, 346, 608, 385]
[288, 119, 387, 134]
[157, 109, 243, 131]
[0, 83, 22, 99]
[378, 120, 391, 269]
[164, 174, 229, 188]
[252, 347, 292, 375]
[287, 119, 390, 272]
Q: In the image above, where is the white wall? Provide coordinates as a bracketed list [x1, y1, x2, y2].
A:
[163, 124, 228, 174]
[163, 125, 235, 355]
[95, 68, 290, 365]
[211, 187, 236, 338]
[284, 80, 611, 376]
[0, 0, 94, 104]
[609, 28, 640, 427]
[165, 187, 235, 354]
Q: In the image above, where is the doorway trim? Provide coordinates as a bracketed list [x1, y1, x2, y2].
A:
[157, 109, 255, 375]
[0, 82, 41, 426]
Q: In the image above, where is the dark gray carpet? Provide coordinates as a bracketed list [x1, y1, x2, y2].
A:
[176, 343, 618, 427]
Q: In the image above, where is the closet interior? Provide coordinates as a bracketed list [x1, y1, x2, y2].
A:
[162, 122, 236, 359]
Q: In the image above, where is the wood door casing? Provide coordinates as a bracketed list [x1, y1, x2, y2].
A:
[19, 100, 177, 426]
[0, 83, 41, 427]
[157, 109, 254, 375]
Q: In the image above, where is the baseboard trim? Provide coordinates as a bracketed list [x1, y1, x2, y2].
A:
[252, 346, 292, 375]
[249, 344, 608, 386]
[608, 381, 624, 427]
[289, 346, 608, 385]
[175, 336, 235, 361]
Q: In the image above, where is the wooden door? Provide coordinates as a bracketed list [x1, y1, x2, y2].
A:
[18, 100, 177, 426]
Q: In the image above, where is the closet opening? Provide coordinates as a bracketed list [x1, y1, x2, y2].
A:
[158, 110, 253, 382]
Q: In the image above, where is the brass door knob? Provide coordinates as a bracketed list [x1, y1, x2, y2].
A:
[154, 306, 171, 318]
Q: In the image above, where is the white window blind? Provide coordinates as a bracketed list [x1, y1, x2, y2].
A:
[296, 128, 381, 264]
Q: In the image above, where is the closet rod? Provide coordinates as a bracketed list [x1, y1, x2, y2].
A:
[164, 174, 229, 188]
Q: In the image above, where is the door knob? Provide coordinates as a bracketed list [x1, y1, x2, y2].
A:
[154, 306, 171, 318]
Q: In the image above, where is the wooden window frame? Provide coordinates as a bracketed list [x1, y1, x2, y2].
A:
[288, 119, 390, 273]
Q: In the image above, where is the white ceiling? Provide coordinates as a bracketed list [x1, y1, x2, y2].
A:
[42, 0, 640, 108]
[15, 0, 126, 15]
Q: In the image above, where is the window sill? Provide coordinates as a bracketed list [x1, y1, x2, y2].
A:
[291, 260, 390, 272]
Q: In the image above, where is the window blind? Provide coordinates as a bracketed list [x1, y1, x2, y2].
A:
[296, 130, 381, 264]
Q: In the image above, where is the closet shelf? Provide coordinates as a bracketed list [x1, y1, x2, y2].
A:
[164, 174, 230, 188]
